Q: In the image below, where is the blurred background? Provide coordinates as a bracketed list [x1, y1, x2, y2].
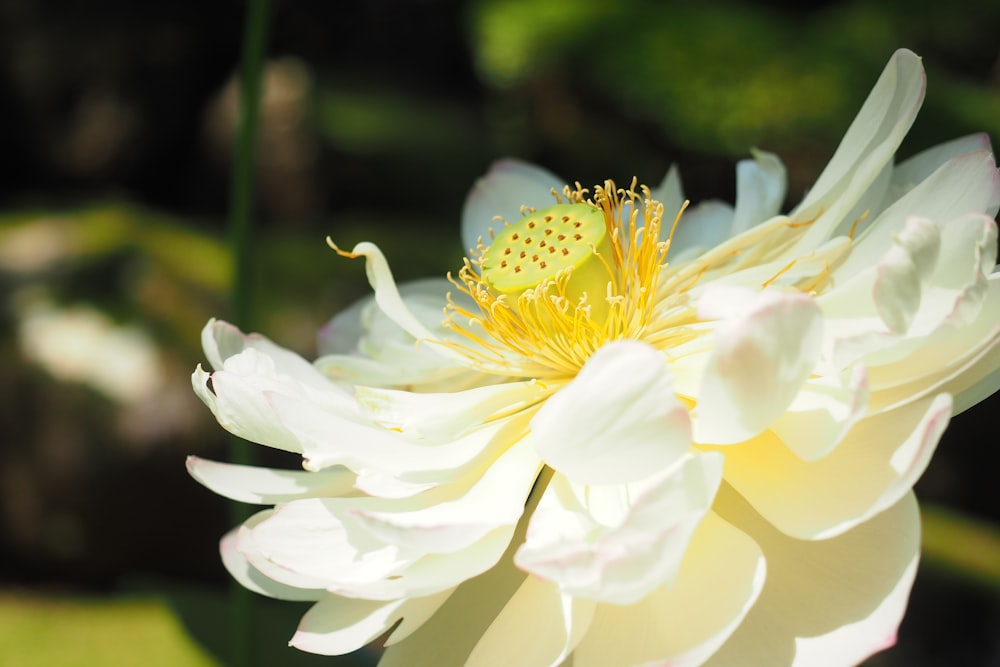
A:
[1, 0, 999, 665]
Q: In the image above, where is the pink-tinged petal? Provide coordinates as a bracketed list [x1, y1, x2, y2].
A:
[461, 158, 566, 253]
[865, 279, 1000, 414]
[516, 453, 723, 604]
[789, 49, 926, 254]
[872, 216, 940, 333]
[821, 213, 998, 373]
[704, 489, 920, 667]
[290, 590, 452, 656]
[466, 577, 596, 667]
[720, 393, 950, 540]
[187, 455, 356, 504]
[833, 150, 1000, 281]
[770, 364, 870, 461]
[694, 290, 823, 445]
[572, 511, 765, 667]
[885, 133, 995, 209]
[220, 516, 325, 601]
[530, 340, 692, 484]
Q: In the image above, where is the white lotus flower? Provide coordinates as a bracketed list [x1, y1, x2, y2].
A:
[189, 48, 1000, 666]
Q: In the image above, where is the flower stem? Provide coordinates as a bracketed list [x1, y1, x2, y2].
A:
[227, 0, 271, 663]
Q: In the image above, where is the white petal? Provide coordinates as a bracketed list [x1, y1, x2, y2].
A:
[650, 164, 685, 231]
[290, 590, 452, 656]
[187, 456, 356, 504]
[770, 364, 870, 461]
[350, 439, 541, 554]
[705, 489, 920, 667]
[317, 277, 485, 391]
[530, 340, 692, 484]
[821, 213, 998, 372]
[220, 515, 325, 601]
[721, 392, 950, 539]
[193, 360, 304, 454]
[461, 159, 565, 253]
[265, 390, 498, 476]
[886, 132, 995, 208]
[872, 216, 940, 333]
[789, 49, 926, 254]
[865, 275, 1000, 413]
[316, 294, 366, 357]
[669, 200, 735, 263]
[729, 149, 787, 236]
[694, 290, 823, 445]
[339, 527, 519, 601]
[202, 319, 330, 390]
[243, 448, 538, 600]
[515, 452, 723, 604]
[356, 379, 547, 441]
[832, 149, 1000, 281]
[334, 241, 453, 346]
[240, 500, 391, 592]
[466, 577, 595, 667]
[378, 551, 530, 666]
[572, 511, 765, 667]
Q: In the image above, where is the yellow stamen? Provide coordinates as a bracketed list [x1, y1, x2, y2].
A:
[444, 180, 693, 379]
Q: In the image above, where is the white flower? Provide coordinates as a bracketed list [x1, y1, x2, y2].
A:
[189, 48, 1000, 667]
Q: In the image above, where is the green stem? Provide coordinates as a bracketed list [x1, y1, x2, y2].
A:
[227, 0, 271, 664]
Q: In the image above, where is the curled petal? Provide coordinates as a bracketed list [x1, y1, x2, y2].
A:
[515, 452, 723, 604]
[833, 149, 1000, 282]
[694, 289, 823, 445]
[872, 216, 940, 333]
[770, 364, 870, 462]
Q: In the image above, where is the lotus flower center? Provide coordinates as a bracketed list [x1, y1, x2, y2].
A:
[479, 203, 613, 314]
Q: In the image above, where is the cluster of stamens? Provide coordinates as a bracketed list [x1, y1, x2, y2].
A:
[443, 180, 695, 379]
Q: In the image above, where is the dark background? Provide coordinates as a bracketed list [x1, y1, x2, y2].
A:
[1, 0, 998, 664]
